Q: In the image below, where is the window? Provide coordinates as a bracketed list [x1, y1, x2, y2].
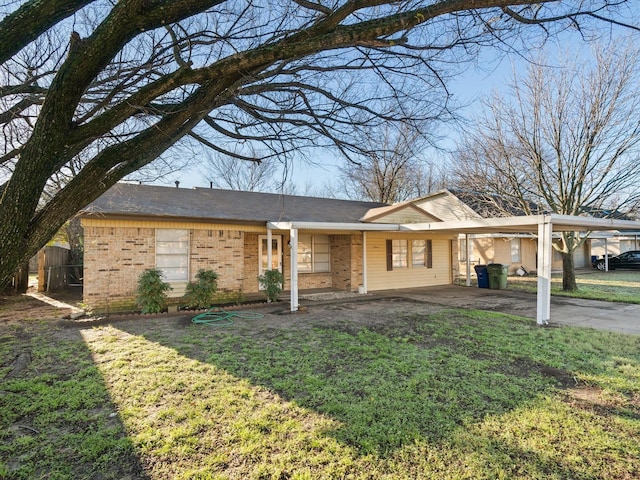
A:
[386, 239, 408, 270]
[511, 238, 521, 263]
[156, 229, 189, 281]
[297, 234, 330, 273]
[392, 239, 408, 268]
[412, 240, 433, 268]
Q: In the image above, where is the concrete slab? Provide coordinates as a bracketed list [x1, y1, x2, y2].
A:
[374, 285, 640, 336]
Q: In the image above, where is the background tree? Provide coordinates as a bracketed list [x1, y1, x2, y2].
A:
[338, 122, 447, 203]
[0, 0, 637, 289]
[453, 41, 640, 291]
[201, 147, 282, 192]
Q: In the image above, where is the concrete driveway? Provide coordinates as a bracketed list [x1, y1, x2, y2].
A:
[376, 285, 640, 336]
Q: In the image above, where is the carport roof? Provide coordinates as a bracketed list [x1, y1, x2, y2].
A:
[269, 214, 640, 234]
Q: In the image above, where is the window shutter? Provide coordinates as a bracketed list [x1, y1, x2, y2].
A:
[426, 240, 433, 268]
[386, 240, 393, 271]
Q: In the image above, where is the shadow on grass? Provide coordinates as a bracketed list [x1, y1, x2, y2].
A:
[113, 307, 633, 457]
[0, 322, 150, 480]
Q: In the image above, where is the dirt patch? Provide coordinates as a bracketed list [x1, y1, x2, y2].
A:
[0, 293, 73, 325]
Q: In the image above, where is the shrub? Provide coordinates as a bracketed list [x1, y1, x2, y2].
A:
[258, 269, 284, 302]
[185, 269, 218, 309]
[136, 269, 172, 313]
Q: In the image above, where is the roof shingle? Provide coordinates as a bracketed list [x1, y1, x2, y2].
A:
[81, 183, 387, 224]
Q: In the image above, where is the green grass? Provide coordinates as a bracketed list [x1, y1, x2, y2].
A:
[1, 301, 639, 479]
[507, 270, 640, 303]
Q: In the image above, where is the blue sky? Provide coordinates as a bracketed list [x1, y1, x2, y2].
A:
[156, 31, 620, 196]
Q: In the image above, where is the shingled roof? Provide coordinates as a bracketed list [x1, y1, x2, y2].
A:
[81, 183, 387, 224]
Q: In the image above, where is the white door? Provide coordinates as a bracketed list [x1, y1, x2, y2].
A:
[258, 235, 282, 284]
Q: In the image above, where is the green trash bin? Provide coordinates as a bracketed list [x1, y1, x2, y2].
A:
[487, 263, 509, 289]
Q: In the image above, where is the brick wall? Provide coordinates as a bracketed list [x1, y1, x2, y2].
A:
[350, 233, 363, 291]
[83, 222, 368, 311]
[243, 233, 260, 293]
[84, 225, 247, 311]
[191, 229, 244, 291]
[83, 226, 155, 311]
[330, 235, 352, 290]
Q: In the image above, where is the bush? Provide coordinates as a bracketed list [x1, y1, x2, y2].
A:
[136, 269, 172, 313]
[185, 269, 218, 309]
[258, 269, 284, 302]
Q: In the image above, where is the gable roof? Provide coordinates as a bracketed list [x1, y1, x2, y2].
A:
[360, 201, 442, 223]
[410, 190, 483, 221]
[81, 183, 387, 224]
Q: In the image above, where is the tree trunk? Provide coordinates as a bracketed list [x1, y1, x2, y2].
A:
[561, 251, 577, 291]
[14, 262, 30, 293]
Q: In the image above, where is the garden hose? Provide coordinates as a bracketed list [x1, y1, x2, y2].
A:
[191, 308, 264, 326]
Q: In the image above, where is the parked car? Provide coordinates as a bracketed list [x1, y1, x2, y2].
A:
[593, 250, 640, 270]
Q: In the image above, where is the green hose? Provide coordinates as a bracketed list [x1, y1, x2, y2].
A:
[191, 308, 264, 326]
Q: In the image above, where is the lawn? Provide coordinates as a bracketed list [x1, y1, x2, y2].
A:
[1, 295, 639, 479]
[507, 270, 640, 303]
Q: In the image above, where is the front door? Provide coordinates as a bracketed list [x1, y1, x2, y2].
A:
[258, 235, 282, 288]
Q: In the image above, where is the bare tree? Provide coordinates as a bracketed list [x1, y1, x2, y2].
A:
[203, 152, 276, 192]
[0, 0, 638, 289]
[339, 122, 447, 203]
[453, 41, 640, 290]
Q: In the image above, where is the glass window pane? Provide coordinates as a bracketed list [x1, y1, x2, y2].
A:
[511, 238, 521, 263]
[156, 229, 189, 281]
[412, 240, 426, 267]
[392, 239, 408, 268]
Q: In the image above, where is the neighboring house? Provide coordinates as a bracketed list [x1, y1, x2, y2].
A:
[415, 190, 593, 276]
[590, 232, 640, 258]
[80, 184, 458, 311]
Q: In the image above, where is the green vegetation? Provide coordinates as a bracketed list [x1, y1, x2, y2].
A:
[508, 271, 640, 303]
[136, 269, 172, 313]
[258, 269, 284, 302]
[185, 269, 219, 309]
[1, 300, 639, 479]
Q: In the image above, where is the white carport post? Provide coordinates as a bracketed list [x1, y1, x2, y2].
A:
[267, 228, 272, 272]
[604, 238, 609, 271]
[290, 227, 299, 312]
[536, 217, 552, 325]
[465, 233, 471, 287]
[362, 231, 368, 294]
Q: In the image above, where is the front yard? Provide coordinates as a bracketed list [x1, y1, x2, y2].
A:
[1, 294, 639, 479]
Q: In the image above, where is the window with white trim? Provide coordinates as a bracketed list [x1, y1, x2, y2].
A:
[387, 239, 432, 270]
[156, 229, 189, 281]
[511, 238, 521, 263]
[392, 239, 408, 269]
[297, 234, 330, 272]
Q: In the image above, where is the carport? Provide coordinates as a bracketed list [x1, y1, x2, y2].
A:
[269, 214, 640, 325]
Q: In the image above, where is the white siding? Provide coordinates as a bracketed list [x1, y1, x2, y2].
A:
[366, 232, 452, 291]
